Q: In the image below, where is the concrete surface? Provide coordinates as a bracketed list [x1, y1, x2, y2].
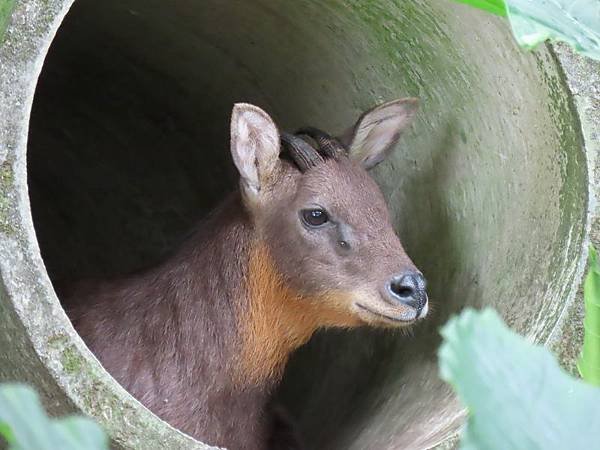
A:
[0, 1, 596, 449]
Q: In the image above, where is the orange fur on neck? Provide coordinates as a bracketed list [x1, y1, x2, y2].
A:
[235, 242, 360, 386]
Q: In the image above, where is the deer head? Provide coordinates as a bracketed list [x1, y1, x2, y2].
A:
[230, 99, 426, 347]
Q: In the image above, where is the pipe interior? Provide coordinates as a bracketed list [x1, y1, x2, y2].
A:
[28, 0, 587, 448]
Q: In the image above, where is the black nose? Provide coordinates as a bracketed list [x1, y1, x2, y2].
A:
[387, 272, 427, 314]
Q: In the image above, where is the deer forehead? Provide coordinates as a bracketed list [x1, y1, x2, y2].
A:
[293, 159, 390, 220]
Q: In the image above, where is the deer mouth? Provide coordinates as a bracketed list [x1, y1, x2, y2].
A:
[354, 302, 417, 324]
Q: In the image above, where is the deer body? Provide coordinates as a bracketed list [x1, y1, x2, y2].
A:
[69, 195, 290, 449]
[65, 99, 428, 449]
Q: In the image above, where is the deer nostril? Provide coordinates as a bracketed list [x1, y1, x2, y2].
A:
[390, 280, 415, 298]
[387, 272, 427, 312]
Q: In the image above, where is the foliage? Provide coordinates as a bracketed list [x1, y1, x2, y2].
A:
[0, 384, 108, 450]
[451, 0, 600, 61]
[579, 245, 600, 385]
[452, 0, 506, 17]
[439, 308, 600, 450]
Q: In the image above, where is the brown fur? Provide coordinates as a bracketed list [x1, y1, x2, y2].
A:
[65, 195, 278, 450]
[238, 242, 361, 385]
[65, 193, 362, 449]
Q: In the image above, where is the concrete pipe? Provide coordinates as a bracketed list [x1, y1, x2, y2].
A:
[0, 0, 597, 449]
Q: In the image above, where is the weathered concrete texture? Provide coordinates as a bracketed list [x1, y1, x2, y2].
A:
[0, 0, 595, 449]
[550, 44, 600, 376]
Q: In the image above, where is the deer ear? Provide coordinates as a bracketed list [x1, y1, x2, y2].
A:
[341, 98, 418, 170]
[230, 103, 281, 203]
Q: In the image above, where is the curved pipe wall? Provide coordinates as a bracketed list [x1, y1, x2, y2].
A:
[0, 1, 597, 449]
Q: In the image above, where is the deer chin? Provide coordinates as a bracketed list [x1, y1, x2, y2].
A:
[352, 292, 419, 326]
[354, 303, 417, 326]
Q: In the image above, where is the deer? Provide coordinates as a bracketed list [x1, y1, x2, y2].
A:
[63, 98, 428, 450]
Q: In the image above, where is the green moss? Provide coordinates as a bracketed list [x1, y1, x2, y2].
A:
[61, 346, 84, 374]
[47, 334, 70, 348]
[533, 49, 588, 343]
[0, 0, 16, 43]
[0, 160, 15, 235]
[80, 382, 127, 424]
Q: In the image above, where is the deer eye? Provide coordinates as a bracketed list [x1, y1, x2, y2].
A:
[301, 208, 329, 227]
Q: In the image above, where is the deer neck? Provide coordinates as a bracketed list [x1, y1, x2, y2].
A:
[231, 241, 315, 387]
[178, 196, 352, 390]
[234, 241, 359, 387]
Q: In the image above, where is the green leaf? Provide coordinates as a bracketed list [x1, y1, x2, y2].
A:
[506, 0, 600, 61]
[0, 384, 108, 450]
[579, 245, 600, 385]
[450, 0, 600, 61]
[50, 417, 108, 450]
[439, 308, 600, 450]
[0, 422, 15, 445]
[450, 0, 507, 17]
[0, 384, 53, 450]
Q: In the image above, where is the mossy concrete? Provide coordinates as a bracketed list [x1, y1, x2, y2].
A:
[0, 0, 16, 42]
[0, 1, 595, 449]
[549, 44, 600, 377]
